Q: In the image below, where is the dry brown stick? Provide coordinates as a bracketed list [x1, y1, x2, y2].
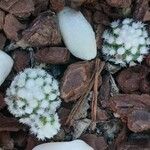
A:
[65, 59, 105, 127]
[65, 70, 95, 126]
[91, 60, 105, 129]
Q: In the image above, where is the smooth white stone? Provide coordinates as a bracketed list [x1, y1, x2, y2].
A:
[0, 50, 14, 85]
[58, 7, 97, 60]
[32, 140, 94, 150]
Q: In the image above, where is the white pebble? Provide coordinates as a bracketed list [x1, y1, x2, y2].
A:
[0, 51, 14, 86]
[32, 140, 93, 150]
[58, 7, 97, 60]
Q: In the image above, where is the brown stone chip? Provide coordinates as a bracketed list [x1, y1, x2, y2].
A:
[127, 109, 150, 132]
[13, 50, 30, 72]
[106, 0, 131, 8]
[3, 14, 26, 41]
[0, 92, 5, 109]
[109, 94, 150, 121]
[96, 107, 109, 122]
[34, 47, 70, 64]
[0, 131, 14, 150]
[25, 135, 41, 150]
[0, 32, 6, 49]
[33, 0, 49, 16]
[133, 0, 149, 21]
[60, 61, 94, 102]
[81, 134, 108, 150]
[49, 0, 65, 12]
[0, 9, 5, 30]
[0, 114, 21, 132]
[20, 11, 62, 47]
[0, 0, 34, 18]
[117, 65, 148, 93]
[98, 73, 111, 108]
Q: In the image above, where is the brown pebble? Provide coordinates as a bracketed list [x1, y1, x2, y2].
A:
[21, 11, 62, 47]
[96, 107, 109, 122]
[60, 61, 94, 102]
[0, 9, 5, 30]
[106, 0, 131, 8]
[81, 134, 108, 150]
[3, 14, 26, 41]
[117, 65, 147, 93]
[34, 47, 70, 64]
[109, 94, 150, 121]
[0, 0, 34, 18]
[127, 109, 150, 133]
[0, 92, 5, 109]
[13, 50, 30, 72]
[49, 0, 65, 12]
[0, 32, 6, 49]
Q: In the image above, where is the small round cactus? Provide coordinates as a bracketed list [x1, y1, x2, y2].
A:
[102, 18, 150, 66]
[5, 68, 61, 140]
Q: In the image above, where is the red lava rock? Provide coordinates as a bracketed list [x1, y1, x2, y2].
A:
[133, 0, 149, 21]
[0, 92, 5, 109]
[34, 47, 70, 64]
[0, 9, 5, 30]
[127, 109, 150, 133]
[109, 94, 150, 122]
[33, 0, 49, 16]
[0, 32, 6, 49]
[81, 134, 108, 150]
[98, 73, 111, 108]
[117, 65, 148, 93]
[3, 14, 26, 41]
[0, 131, 14, 150]
[0, 0, 34, 18]
[0, 114, 22, 132]
[13, 50, 30, 72]
[106, 0, 131, 8]
[49, 0, 65, 12]
[60, 61, 94, 102]
[96, 107, 109, 122]
[21, 11, 62, 47]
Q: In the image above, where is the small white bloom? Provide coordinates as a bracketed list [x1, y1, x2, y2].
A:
[107, 36, 115, 44]
[137, 55, 143, 62]
[116, 37, 123, 45]
[124, 43, 132, 49]
[114, 28, 120, 35]
[5, 68, 61, 140]
[140, 46, 148, 54]
[131, 47, 138, 54]
[111, 20, 119, 28]
[126, 55, 133, 63]
[117, 47, 125, 55]
[139, 37, 146, 45]
[109, 49, 116, 56]
[136, 29, 142, 36]
[123, 18, 132, 24]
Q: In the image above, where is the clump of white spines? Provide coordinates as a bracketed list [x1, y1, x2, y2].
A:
[102, 18, 150, 66]
[5, 68, 61, 140]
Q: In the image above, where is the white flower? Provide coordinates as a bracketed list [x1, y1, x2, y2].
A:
[122, 18, 132, 25]
[137, 55, 143, 62]
[117, 47, 125, 55]
[126, 55, 133, 63]
[102, 18, 150, 66]
[5, 68, 61, 140]
[131, 47, 138, 54]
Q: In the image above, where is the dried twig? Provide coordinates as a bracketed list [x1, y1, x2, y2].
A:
[91, 60, 105, 129]
[65, 59, 105, 127]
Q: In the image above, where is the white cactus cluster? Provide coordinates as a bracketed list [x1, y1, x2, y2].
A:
[5, 68, 61, 140]
[102, 18, 150, 66]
